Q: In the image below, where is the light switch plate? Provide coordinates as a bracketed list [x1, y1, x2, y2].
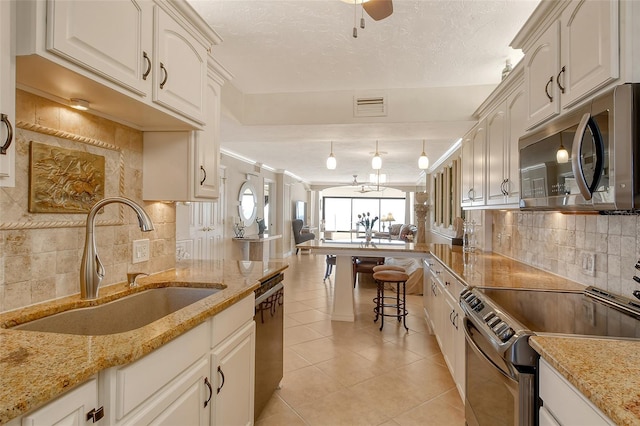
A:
[132, 239, 150, 264]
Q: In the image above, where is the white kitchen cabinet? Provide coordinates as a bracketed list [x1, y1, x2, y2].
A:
[539, 358, 614, 426]
[486, 83, 526, 207]
[461, 123, 485, 207]
[423, 259, 465, 400]
[46, 0, 152, 96]
[0, 0, 15, 188]
[21, 378, 101, 426]
[143, 56, 230, 201]
[210, 321, 256, 426]
[15, 0, 220, 129]
[152, 5, 207, 124]
[523, 0, 619, 129]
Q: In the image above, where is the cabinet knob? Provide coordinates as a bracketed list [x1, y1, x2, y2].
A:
[86, 406, 104, 423]
[200, 165, 207, 185]
[217, 366, 225, 394]
[557, 66, 566, 94]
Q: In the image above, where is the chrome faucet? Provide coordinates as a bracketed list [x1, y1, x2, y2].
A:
[80, 197, 154, 300]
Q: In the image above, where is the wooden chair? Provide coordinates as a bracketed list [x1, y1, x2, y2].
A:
[352, 256, 385, 287]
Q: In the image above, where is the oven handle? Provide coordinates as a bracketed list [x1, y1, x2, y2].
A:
[255, 282, 284, 305]
[463, 317, 518, 382]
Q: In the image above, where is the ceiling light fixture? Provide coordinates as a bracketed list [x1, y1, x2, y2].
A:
[70, 98, 90, 111]
[372, 140, 382, 170]
[418, 139, 430, 169]
[556, 135, 569, 164]
[326, 141, 337, 170]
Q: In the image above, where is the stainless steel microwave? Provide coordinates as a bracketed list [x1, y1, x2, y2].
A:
[519, 83, 640, 211]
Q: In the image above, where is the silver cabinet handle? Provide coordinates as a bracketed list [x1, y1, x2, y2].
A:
[0, 113, 13, 155]
[142, 51, 151, 80]
[159, 62, 168, 89]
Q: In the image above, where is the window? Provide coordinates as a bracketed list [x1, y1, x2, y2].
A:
[323, 197, 405, 232]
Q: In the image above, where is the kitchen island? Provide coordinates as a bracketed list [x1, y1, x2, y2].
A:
[0, 259, 288, 424]
[296, 239, 431, 321]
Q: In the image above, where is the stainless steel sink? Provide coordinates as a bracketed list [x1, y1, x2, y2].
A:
[12, 287, 222, 335]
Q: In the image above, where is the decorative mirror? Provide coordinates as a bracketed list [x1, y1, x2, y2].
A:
[238, 181, 258, 225]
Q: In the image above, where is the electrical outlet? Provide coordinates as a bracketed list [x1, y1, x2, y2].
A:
[581, 251, 596, 276]
[132, 239, 150, 264]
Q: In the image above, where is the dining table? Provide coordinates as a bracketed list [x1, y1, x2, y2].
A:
[296, 239, 432, 321]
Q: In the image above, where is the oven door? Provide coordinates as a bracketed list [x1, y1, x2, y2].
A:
[463, 318, 535, 426]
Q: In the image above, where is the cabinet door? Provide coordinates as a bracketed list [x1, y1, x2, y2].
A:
[211, 321, 256, 426]
[486, 104, 507, 205]
[153, 5, 207, 124]
[461, 136, 474, 206]
[47, 0, 152, 95]
[506, 87, 526, 205]
[452, 303, 465, 400]
[560, 0, 619, 108]
[22, 378, 99, 426]
[471, 125, 486, 206]
[0, 0, 15, 187]
[442, 295, 456, 376]
[193, 74, 221, 199]
[147, 359, 210, 426]
[525, 21, 560, 129]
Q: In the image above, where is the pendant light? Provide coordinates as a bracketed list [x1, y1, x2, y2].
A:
[418, 139, 430, 169]
[372, 140, 382, 170]
[326, 141, 337, 170]
[556, 134, 569, 164]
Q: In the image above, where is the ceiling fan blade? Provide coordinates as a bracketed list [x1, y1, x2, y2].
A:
[363, 0, 393, 21]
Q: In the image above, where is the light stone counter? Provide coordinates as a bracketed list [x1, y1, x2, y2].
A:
[531, 336, 640, 426]
[0, 259, 288, 424]
[429, 243, 585, 291]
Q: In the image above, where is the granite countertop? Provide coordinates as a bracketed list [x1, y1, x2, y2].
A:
[0, 259, 288, 424]
[428, 244, 640, 425]
[531, 336, 640, 426]
[297, 239, 432, 256]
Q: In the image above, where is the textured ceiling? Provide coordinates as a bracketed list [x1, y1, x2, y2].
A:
[188, 0, 540, 187]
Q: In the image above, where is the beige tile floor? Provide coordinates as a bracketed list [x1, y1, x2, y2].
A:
[256, 253, 466, 426]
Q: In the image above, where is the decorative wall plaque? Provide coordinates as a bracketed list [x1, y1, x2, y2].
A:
[29, 141, 105, 213]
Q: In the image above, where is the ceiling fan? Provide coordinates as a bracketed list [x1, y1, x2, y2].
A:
[347, 0, 393, 37]
[362, 0, 393, 21]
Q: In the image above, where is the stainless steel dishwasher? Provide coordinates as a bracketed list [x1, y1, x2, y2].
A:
[253, 272, 284, 420]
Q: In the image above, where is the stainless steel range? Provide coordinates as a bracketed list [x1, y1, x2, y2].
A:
[460, 286, 640, 426]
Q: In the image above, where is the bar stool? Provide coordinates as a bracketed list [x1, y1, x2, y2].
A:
[372, 264, 405, 273]
[372, 270, 409, 331]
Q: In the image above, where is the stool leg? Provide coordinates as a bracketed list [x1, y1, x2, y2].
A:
[373, 280, 380, 323]
[379, 283, 385, 331]
[402, 281, 408, 331]
[396, 282, 401, 322]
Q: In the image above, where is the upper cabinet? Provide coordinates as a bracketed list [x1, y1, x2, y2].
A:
[0, 0, 15, 188]
[15, 0, 220, 130]
[46, 0, 153, 96]
[461, 123, 485, 208]
[516, 0, 619, 129]
[143, 56, 231, 201]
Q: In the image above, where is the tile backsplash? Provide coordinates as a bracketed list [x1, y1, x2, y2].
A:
[0, 91, 176, 313]
[492, 210, 640, 298]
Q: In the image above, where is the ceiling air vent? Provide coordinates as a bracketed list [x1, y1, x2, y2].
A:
[354, 95, 387, 117]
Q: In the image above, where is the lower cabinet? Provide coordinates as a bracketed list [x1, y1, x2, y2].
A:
[423, 258, 465, 400]
[538, 358, 614, 426]
[12, 295, 256, 426]
[20, 378, 99, 426]
[211, 321, 256, 426]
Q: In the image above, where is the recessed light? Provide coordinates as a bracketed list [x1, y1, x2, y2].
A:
[70, 98, 90, 111]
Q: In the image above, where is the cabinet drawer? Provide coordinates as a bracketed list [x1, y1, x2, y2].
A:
[211, 294, 254, 348]
[115, 321, 209, 420]
[539, 358, 613, 425]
